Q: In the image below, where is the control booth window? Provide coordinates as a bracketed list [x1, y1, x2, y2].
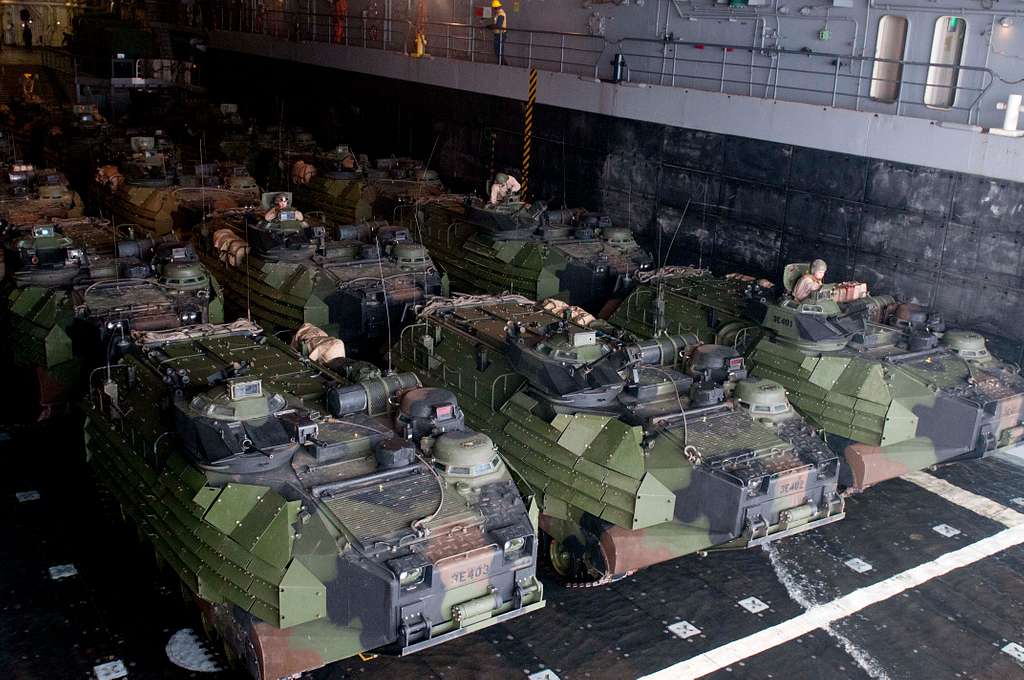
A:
[870, 15, 909, 102]
[924, 16, 967, 109]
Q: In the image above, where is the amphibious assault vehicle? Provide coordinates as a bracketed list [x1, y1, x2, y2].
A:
[94, 136, 258, 237]
[412, 197, 652, 313]
[1, 218, 222, 416]
[83, 319, 544, 679]
[196, 192, 443, 357]
[215, 103, 253, 163]
[1, 166, 84, 225]
[290, 152, 443, 225]
[609, 266, 1024, 491]
[394, 295, 844, 583]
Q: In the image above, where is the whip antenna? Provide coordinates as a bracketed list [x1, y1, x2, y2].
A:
[244, 215, 252, 322]
[376, 240, 394, 374]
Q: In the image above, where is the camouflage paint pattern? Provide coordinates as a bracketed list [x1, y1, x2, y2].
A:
[196, 207, 442, 357]
[97, 183, 258, 238]
[0, 172, 85, 225]
[93, 147, 259, 238]
[290, 154, 442, 225]
[609, 268, 1024, 491]
[410, 198, 653, 313]
[291, 173, 374, 225]
[393, 296, 844, 580]
[82, 320, 544, 679]
[2, 218, 222, 416]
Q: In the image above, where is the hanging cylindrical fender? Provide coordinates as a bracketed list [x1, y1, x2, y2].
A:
[292, 322, 346, 364]
[226, 239, 250, 267]
[212, 228, 237, 252]
[292, 322, 329, 345]
[291, 160, 317, 185]
[220, 235, 247, 257]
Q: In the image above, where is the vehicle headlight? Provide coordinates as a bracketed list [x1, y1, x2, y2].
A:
[503, 536, 526, 558]
[399, 567, 424, 587]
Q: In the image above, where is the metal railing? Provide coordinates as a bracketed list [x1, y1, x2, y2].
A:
[213, 8, 605, 76]
[211, 6, 995, 125]
[613, 37, 993, 122]
[38, 47, 76, 77]
[110, 57, 198, 88]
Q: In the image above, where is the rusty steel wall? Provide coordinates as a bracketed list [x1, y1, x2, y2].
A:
[209, 53, 1024, 356]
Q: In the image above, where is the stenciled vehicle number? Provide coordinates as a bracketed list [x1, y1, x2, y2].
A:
[438, 550, 495, 587]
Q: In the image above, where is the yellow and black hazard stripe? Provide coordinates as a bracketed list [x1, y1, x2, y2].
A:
[521, 66, 537, 201]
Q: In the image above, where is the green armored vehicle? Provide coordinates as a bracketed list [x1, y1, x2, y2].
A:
[290, 164, 372, 225]
[83, 319, 544, 679]
[394, 295, 844, 583]
[94, 137, 258, 237]
[216, 103, 253, 163]
[197, 192, 443, 357]
[609, 265, 1024, 491]
[2, 218, 222, 416]
[366, 156, 444, 220]
[1, 166, 85, 225]
[412, 197, 652, 313]
[289, 151, 443, 225]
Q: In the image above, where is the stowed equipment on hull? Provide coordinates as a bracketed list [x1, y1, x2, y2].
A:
[2, 218, 222, 415]
[94, 136, 259, 237]
[289, 149, 443, 225]
[411, 197, 653, 312]
[197, 191, 443, 357]
[394, 295, 844, 583]
[609, 265, 1024, 491]
[0, 166, 84, 225]
[83, 320, 544, 680]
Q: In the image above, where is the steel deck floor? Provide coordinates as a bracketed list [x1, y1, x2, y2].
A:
[2, 421, 1024, 680]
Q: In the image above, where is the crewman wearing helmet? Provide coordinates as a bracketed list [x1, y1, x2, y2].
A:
[264, 193, 305, 222]
[491, 0, 507, 64]
[793, 259, 827, 302]
[488, 172, 521, 206]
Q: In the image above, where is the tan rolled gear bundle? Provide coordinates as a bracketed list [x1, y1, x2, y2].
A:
[292, 322, 347, 364]
[540, 298, 596, 327]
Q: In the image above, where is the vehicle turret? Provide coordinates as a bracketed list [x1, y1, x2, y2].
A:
[733, 377, 793, 422]
[942, 330, 992, 362]
[175, 377, 297, 473]
[6, 224, 86, 287]
[431, 431, 506, 489]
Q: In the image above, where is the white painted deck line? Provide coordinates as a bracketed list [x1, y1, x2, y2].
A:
[640, 523, 1024, 680]
[902, 471, 1024, 528]
[640, 476, 1024, 680]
